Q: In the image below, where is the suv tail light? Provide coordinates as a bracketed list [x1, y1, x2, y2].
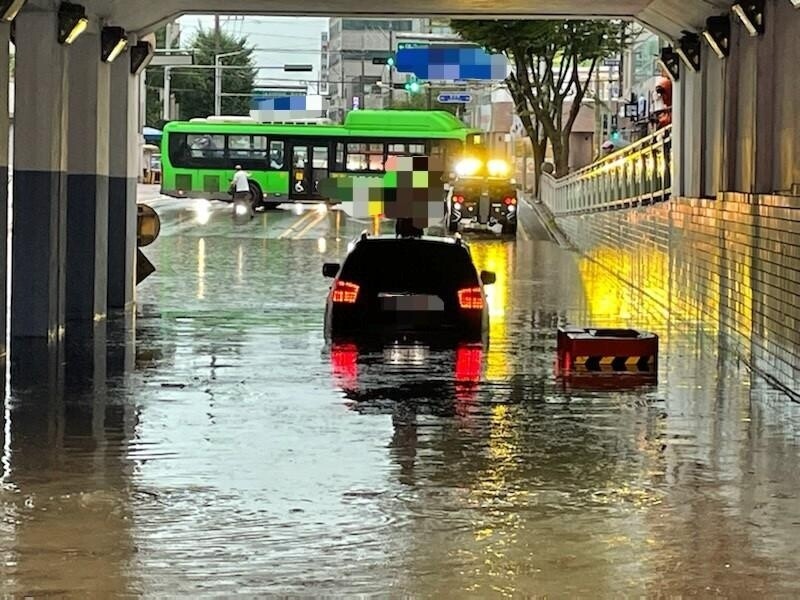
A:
[453, 194, 465, 204]
[503, 196, 517, 205]
[331, 280, 360, 303]
[457, 287, 484, 310]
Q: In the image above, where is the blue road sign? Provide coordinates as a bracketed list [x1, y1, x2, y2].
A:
[437, 92, 472, 104]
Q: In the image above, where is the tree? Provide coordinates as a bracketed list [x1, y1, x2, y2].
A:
[451, 20, 630, 191]
[145, 28, 256, 126]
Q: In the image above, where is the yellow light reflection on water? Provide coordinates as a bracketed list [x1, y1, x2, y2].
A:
[197, 238, 206, 299]
[468, 242, 512, 381]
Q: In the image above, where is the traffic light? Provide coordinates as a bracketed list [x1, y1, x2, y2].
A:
[371, 54, 396, 66]
[405, 76, 421, 94]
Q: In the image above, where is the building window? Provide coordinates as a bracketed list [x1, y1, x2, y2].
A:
[342, 19, 413, 31]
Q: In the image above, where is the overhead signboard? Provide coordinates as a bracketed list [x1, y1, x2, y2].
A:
[437, 92, 472, 104]
[250, 95, 326, 121]
[395, 45, 510, 81]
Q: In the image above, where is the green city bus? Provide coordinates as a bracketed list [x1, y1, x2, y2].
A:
[160, 110, 482, 208]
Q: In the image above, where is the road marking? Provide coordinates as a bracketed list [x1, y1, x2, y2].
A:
[278, 210, 317, 239]
[293, 212, 327, 239]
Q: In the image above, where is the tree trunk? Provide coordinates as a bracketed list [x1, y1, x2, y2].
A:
[551, 136, 569, 178]
[530, 136, 546, 197]
[559, 131, 571, 177]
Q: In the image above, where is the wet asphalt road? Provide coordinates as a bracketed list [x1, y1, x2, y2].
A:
[1, 194, 799, 596]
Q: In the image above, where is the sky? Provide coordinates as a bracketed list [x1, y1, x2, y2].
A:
[176, 16, 329, 92]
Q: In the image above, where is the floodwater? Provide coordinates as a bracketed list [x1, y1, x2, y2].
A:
[1, 195, 799, 596]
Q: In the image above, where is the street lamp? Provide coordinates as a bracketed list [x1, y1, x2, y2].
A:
[214, 50, 247, 116]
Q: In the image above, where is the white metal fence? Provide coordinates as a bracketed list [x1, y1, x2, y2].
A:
[541, 125, 672, 216]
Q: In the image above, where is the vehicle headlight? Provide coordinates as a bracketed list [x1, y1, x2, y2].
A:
[487, 159, 510, 177]
[455, 158, 482, 177]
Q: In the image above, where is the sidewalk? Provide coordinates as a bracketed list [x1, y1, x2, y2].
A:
[137, 183, 163, 204]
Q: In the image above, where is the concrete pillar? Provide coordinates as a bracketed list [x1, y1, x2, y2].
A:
[66, 33, 110, 322]
[12, 11, 68, 341]
[108, 53, 139, 310]
[0, 23, 9, 361]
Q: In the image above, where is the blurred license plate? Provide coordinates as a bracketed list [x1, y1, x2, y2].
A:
[379, 294, 444, 312]
[384, 345, 429, 365]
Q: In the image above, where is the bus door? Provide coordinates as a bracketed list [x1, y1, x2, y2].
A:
[289, 142, 329, 200]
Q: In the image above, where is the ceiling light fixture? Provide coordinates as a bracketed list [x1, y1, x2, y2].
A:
[101, 26, 128, 63]
[0, 0, 27, 22]
[675, 33, 701, 72]
[57, 2, 88, 45]
[732, 0, 765, 36]
[702, 15, 731, 59]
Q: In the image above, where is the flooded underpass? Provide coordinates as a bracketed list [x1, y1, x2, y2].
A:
[2, 194, 799, 596]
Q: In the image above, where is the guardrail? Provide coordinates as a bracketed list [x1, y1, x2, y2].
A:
[541, 125, 672, 216]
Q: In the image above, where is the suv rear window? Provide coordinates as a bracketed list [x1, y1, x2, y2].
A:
[340, 240, 479, 293]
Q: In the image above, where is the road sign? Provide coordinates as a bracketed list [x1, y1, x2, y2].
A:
[437, 92, 472, 104]
[397, 42, 428, 50]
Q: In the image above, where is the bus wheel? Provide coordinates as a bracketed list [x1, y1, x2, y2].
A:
[248, 181, 264, 210]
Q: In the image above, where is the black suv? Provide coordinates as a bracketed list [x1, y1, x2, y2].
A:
[322, 234, 496, 343]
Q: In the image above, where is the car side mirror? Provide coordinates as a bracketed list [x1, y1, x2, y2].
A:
[480, 270, 496, 286]
[322, 263, 340, 278]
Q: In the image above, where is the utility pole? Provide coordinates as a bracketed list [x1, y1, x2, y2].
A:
[215, 15, 221, 114]
[388, 28, 394, 108]
[359, 34, 365, 110]
[163, 21, 173, 120]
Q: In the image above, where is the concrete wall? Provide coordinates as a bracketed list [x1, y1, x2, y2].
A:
[554, 192, 800, 401]
[677, 0, 800, 198]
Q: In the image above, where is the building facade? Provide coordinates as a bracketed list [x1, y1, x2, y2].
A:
[320, 31, 330, 97]
[326, 18, 444, 122]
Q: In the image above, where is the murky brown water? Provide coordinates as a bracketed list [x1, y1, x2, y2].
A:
[2, 197, 799, 596]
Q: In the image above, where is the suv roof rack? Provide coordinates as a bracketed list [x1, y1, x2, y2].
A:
[360, 230, 369, 241]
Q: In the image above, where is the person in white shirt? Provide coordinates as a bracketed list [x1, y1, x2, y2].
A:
[230, 165, 254, 219]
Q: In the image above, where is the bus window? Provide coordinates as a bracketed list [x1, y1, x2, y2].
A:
[228, 135, 267, 161]
[387, 142, 426, 159]
[293, 146, 308, 168]
[335, 142, 345, 170]
[189, 134, 225, 160]
[269, 140, 285, 170]
[346, 142, 384, 172]
[346, 153, 368, 171]
[313, 147, 329, 169]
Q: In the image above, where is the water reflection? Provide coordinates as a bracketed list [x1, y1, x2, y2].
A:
[0, 204, 798, 595]
[329, 341, 485, 414]
[197, 238, 206, 300]
[1, 360, 138, 595]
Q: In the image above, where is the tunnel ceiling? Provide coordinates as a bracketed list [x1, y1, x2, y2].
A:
[35, 0, 735, 39]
